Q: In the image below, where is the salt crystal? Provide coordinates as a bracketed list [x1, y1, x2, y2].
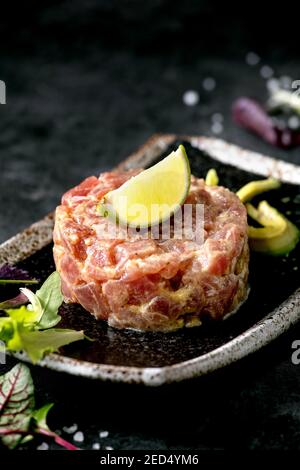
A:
[182, 90, 199, 106]
[92, 442, 101, 450]
[260, 65, 274, 79]
[63, 423, 78, 434]
[73, 431, 84, 443]
[211, 122, 223, 135]
[105, 446, 114, 450]
[293, 266, 298, 271]
[288, 116, 300, 130]
[266, 78, 280, 93]
[212, 113, 223, 123]
[99, 430, 109, 438]
[202, 77, 216, 92]
[37, 442, 49, 451]
[245, 52, 260, 66]
[280, 75, 292, 89]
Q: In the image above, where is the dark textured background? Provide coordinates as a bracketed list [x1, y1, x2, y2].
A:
[1, 1, 300, 452]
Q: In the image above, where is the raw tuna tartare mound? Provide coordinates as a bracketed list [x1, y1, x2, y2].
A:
[53, 170, 249, 331]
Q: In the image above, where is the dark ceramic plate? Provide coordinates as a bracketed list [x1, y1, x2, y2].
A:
[1, 135, 300, 385]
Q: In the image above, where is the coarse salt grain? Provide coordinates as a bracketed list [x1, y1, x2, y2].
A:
[266, 78, 280, 93]
[288, 116, 300, 130]
[280, 75, 292, 89]
[73, 431, 84, 443]
[260, 65, 274, 79]
[245, 52, 260, 66]
[182, 90, 199, 106]
[92, 442, 101, 450]
[202, 77, 216, 91]
[37, 442, 49, 451]
[105, 446, 114, 450]
[212, 113, 223, 123]
[211, 122, 223, 135]
[99, 430, 109, 438]
[63, 423, 78, 434]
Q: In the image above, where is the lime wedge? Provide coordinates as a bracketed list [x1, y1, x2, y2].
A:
[100, 145, 191, 228]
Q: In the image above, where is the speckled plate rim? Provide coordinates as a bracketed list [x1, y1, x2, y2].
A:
[1, 134, 300, 386]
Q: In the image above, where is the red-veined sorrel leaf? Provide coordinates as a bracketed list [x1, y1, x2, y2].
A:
[0, 363, 34, 449]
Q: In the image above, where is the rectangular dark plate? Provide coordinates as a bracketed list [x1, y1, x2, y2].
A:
[1, 135, 300, 385]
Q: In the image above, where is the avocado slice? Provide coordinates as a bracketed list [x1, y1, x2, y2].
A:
[247, 200, 300, 256]
[205, 168, 219, 186]
[237, 178, 281, 203]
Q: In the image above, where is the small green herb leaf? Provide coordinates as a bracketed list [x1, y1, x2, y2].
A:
[19, 288, 43, 323]
[0, 317, 15, 343]
[0, 272, 86, 363]
[0, 364, 34, 449]
[20, 271, 63, 329]
[35, 271, 63, 329]
[32, 403, 54, 431]
[9, 327, 85, 363]
[5, 305, 42, 325]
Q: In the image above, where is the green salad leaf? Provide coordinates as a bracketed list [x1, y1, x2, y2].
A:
[0, 271, 85, 363]
[0, 363, 34, 449]
[0, 364, 79, 450]
[32, 403, 54, 430]
[5, 305, 41, 325]
[21, 271, 63, 329]
[8, 327, 85, 363]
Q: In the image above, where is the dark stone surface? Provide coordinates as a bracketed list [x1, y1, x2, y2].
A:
[9, 143, 300, 371]
[1, 1, 300, 452]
